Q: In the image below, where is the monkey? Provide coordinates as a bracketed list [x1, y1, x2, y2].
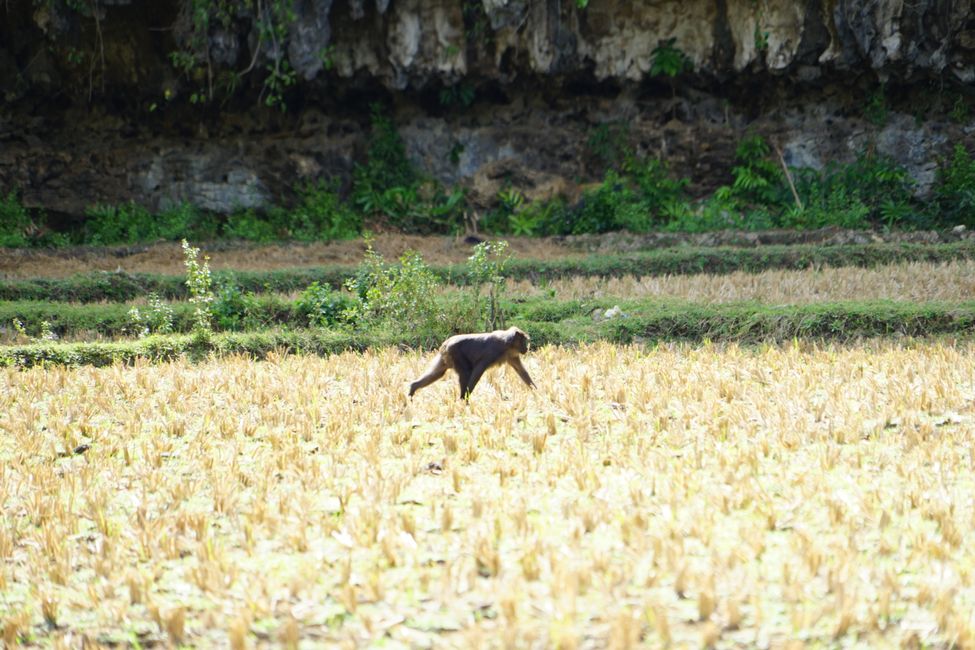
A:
[408, 326, 536, 400]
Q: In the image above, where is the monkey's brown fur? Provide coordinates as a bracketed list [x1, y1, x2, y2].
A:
[409, 327, 536, 400]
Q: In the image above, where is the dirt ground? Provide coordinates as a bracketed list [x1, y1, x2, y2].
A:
[0, 235, 584, 279]
[0, 227, 968, 279]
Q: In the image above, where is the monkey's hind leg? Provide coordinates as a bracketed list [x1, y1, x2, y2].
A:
[409, 354, 448, 397]
[463, 361, 492, 400]
[454, 358, 474, 400]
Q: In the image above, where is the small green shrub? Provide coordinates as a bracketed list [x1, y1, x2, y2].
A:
[650, 38, 689, 78]
[352, 106, 465, 233]
[467, 240, 510, 330]
[569, 172, 642, 234]
[223, 209, 278, 242]
[439, 83, 475, 108]
[626, 157, 689, 219]
[728, 135, 786, 208]
[353, 105, 418, 206]
[11, 317, 57, 342]
[296, 281, 353, 327]
[85, 201, 199, 244]
[344, 241, 445, 340]
[182, 239, 214, 338]
[0, 192, 32, 247]
[789, 152, 916, 228]
[558, 161, 687, 235]
[933, 144, 975, 226]
[211, 279, 261, 331]
[663, 194, 766, 233]
[128, 292, 176, 337]
[156, 202, 203, 240]
[265, 182, 361, 241]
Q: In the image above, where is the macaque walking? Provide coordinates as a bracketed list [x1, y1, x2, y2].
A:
[409, 327, 536, 400]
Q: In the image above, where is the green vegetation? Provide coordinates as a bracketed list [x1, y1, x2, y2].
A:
[4, 120, 975, 248]
[127, 292, 175, 337]
[84, 202, 212, 245]
[181, 239, 215, 342]
[4, 241, 974, 303]
[5, 299, 975, 368]
[932, 144, 975, 226]
[344, 241, 445, 341]
[467, 240, 511, 330]
[650, 38, 690, 79]
[6, 230, 975, 368]
[0, 192, 35, 247]
[225, 182, 361, 242]
[351, 106, 465, 233]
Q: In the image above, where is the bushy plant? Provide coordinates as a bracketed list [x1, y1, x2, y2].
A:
[557, 161, 687, 235]
[788, 152, 916, 229]
[296, 281, 353, 327]
[932, 144, 975, 226]
[467, 240, 510, 330]
[128, 292, 175, 337]
[157, 202, 204, 240]
[567, 172, 641, 234]
[650, 38, 689, 78]
[0, 192, 32, 247]
[11, 317, 57, 342]
[702, 135, 919, 231]
[625, 157, 689, 221]
[211, 279, 261, 331]
[265, 182, 361, 241]
[352, 106, 465, 233]
[84, 201, 200, 245]
[223, 210, 278, 242]
[728, 135, 787, 208]
[353, 105, 418, 206]
[663, 194, 767, 232]
[345, 241, 444, 337]
[182, 240, 213, 338]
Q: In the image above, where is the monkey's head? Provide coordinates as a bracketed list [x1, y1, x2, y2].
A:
[507, 326, 530, 354]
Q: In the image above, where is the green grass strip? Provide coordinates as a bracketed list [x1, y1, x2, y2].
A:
[0, 295, 300, 338]
[4, 241, 975, 303]
[3, 300, 975, 368]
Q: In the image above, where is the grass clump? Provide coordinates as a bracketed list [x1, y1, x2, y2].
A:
[85, 202, 210, 245]
[224, 182, 361, 242]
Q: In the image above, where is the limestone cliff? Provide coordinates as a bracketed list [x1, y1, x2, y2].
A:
[1, 0, 973, 217]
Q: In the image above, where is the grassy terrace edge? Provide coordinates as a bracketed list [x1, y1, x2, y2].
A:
[4, 240, 975, 303]
[4, 300, 974, 368]
[7, 294, 975, 339]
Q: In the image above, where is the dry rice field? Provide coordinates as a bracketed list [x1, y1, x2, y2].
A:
[2, 342, 975, 648]
[509, 259, 975, 304]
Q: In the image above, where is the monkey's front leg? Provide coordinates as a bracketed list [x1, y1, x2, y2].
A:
[508, 357, 536, 389]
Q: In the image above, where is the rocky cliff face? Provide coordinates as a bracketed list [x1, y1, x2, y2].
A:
[1, 0, 974, 218]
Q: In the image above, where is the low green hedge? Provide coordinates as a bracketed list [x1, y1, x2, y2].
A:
[4, 241, 975, 303]
[0, 295, 298, 338]
[3, 300, 975, 368]
[606, 300, 975, 342]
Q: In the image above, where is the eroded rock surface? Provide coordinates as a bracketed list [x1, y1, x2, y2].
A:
[1, 0, 974, 215]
